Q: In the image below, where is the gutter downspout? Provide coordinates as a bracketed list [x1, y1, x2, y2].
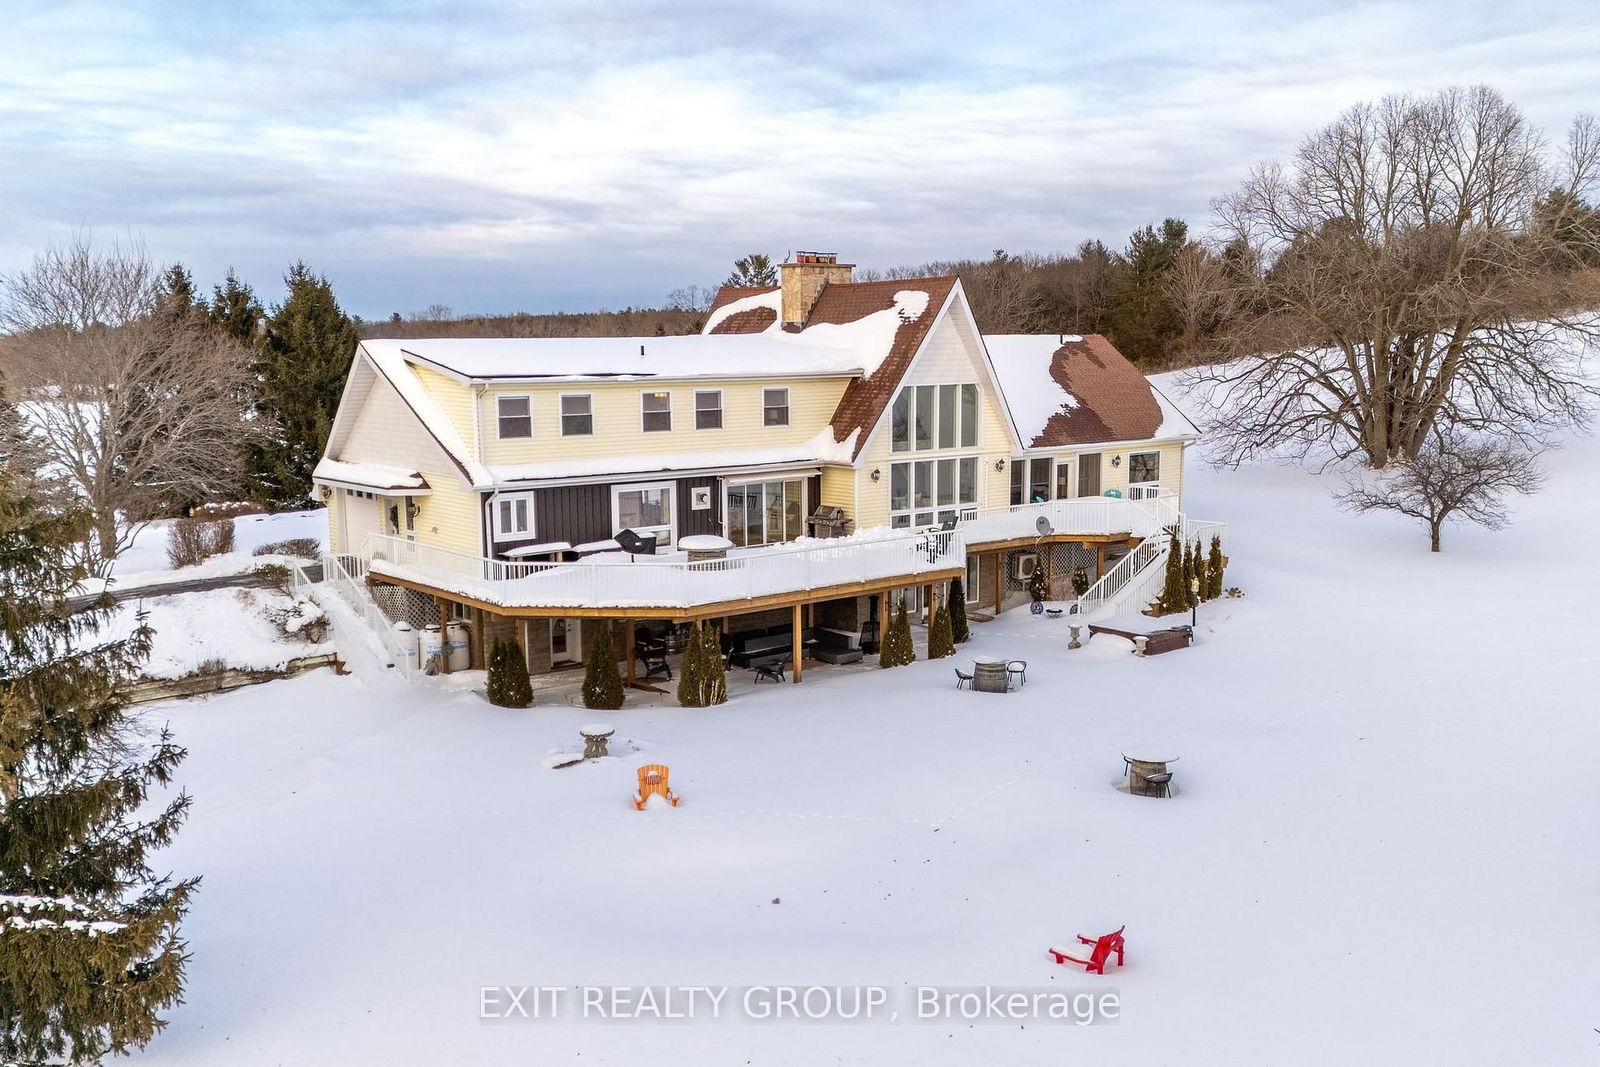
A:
[473, 384, 494, 559]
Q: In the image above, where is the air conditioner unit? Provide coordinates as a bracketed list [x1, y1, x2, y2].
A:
[1012, 552, 1040, 581]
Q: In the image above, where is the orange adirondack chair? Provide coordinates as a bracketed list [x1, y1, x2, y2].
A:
[1048, 925, 1126, 974]
[632, 764, 681, 810]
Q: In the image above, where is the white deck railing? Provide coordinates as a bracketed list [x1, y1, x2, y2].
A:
[957, 491, 1181, 547]
[361, 529, 965, 611]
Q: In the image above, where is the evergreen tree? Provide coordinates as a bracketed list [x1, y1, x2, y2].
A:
[947, 577, 970, 644]
[1105, 218, 1193, 366]
[878, 600, 915, 668]
[0, 391, 196, 1063]
[155, 263, 197, 320]
[725, 253, 777, 288]
[927, 604, 955, 659]
[249, 263, 359, 507]
[1180, 539, 1197, 608]
[486, 638, 533, 708]
[1157, 534, 1186, 614]
[208, 268, 265, 346]
[1070, 564, 1091, 598]
[582, 625, 625, 710]
[1193, 541, 1209, 604]
[677, 626, 727, 708]
[1026, 562, 1048, 604]
[1207, 535, 1226, 600]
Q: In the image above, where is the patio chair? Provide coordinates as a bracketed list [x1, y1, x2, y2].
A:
[752, 655, 790, 684]
[1139, 771, 1173, 798]
[631, 764, 680, 810]
[1048, 925, 1126, 974]
[636, 644, 672, 682]
[954, 667, 973, 690]
[1006, 659, 1027, 688]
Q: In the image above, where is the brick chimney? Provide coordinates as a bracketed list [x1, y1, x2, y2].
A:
[780, 251, 853, 326]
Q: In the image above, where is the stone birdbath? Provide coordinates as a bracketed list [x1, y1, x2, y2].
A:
[580, 723, 616, 760]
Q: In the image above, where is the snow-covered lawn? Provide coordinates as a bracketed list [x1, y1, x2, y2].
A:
[102, 508, 327, 590]
[104, 586, 332, 679]
[125, 414, 1600, 1064]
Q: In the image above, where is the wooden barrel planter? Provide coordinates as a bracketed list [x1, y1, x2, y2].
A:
[973, 657, 1009, 693]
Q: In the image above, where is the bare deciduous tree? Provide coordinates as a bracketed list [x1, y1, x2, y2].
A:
[1184, 86, 1600, 469]
[1, 236, 253, 566]
[1333, 432, 1546, 551]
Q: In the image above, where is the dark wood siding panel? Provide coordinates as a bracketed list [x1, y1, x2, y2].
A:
[533, 484, 612, 546]
[678, 476, 721, 539]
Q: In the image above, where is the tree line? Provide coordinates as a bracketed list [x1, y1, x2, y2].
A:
[0, 241, 357, 564]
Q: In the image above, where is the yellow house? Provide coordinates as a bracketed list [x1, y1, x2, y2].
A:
[312, 252, 1212, 680]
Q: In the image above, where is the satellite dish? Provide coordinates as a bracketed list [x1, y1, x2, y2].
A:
[1035, 515, 1054, 536]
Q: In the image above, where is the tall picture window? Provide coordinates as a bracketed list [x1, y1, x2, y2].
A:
[890, 382, 981, 452]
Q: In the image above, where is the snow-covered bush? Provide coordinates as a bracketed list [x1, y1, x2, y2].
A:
[487, 639, 533, 708]
[166, 517, 235, 568]
[947, 577, 970, 644]
[583, 626, 625, 710]
[677, 626, 727, 707]
[927, 604, 955, 659]
[878, 600, 915, 668]
[261, 594, 328, 644]
[253, 537, 320, 560]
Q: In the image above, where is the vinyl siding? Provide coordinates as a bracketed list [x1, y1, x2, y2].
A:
[328, 371, 482, 557]
[472, 377, 851, 467]
[852, 313, 1014, 530]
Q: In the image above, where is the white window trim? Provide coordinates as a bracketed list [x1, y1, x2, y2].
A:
[888, 454, 981, 528]
[1127, 450, 1161, 486]
[611, 480, 677, 545]
[721, 476, 809, 547]
[559, 392, 594, 437]
[496, 394, 532, 439]
[693, 389, 723, 431]
[891, 382, 982, 453]
[640, 390, 672, 433]
[762, 386, 790, 427]
[491, 491, 536, 542]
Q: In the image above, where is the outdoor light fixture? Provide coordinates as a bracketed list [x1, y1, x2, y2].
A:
[993, 458, 1005, 471]
[1111, 454, 1122, 467]
[871, 468, 882, 482]
[1189, 577, 1200, 629]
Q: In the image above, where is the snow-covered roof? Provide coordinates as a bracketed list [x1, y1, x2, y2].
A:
[983, 333, 1200, 448]
[312, 457, 431, 494]
[364, 334, 865, 383]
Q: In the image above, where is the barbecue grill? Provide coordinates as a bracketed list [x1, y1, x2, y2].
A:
[807, 505, 852, 539]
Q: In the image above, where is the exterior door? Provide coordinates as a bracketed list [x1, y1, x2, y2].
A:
[550, 618, 582, 665]
[344, 490, 382, 551]
[1054, 458, 1076, 500]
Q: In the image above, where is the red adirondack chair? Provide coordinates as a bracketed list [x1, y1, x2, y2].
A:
[1048, 925, 1126, 974]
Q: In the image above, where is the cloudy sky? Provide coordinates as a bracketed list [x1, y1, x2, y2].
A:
[3, 0, 1596, 319]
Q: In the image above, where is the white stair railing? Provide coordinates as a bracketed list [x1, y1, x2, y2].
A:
[309, 554, 413, 680]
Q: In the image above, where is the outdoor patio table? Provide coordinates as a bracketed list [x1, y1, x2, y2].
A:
[1122, 747, 1179, 797]
[580, 723, 615, 760]
[973, 657, 1009, 693]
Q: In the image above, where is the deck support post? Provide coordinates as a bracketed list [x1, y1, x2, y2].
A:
[791, 602, 803, 683]
[433, 596, 452, 674]
[1095, 544, 1107, 580]
[470, 608, 486, 671]
[624, 619, 636, 686]
[993, 553, 1003, 615]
